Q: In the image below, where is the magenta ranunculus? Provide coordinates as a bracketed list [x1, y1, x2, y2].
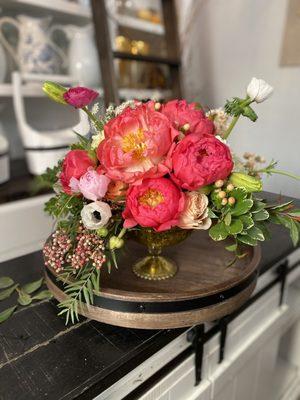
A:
[161, 99, 214, 135]
[63, 87, 99, 108]
[122, 177, 185, 232]
[74, 169, 110, 201]
[171, 134, 233, 190]
[97, 102, 177, 185]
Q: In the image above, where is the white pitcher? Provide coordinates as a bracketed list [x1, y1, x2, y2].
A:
[50, 24, 101, 87]
[0, 15, 66, 74]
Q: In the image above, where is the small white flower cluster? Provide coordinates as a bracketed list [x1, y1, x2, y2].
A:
[114, 100, 138, 116]
[206, 108, 231, 138]
[91, 130, 105, 150]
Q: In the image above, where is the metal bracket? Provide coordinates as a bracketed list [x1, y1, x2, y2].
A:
[218, 316, 229, 363]
[278, 260, 289, 305]
[187, 324, 205, 386]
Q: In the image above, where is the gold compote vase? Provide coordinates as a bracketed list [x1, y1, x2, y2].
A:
[130, 228, 191, 280]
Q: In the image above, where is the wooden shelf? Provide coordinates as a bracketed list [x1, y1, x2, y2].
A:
[115, 14, 164, 35]
[0, 0, 91, 19]
[113, 51, 180, 66]
[119, 88, 172, 101]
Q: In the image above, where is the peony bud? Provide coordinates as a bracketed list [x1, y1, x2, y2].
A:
[229, 172, 262, 192]
[43, 81, 67, 105]
[226, 183, 234, 192]
[228, 197, 236, 205]
[246, 77, 273, 103]
[109, 236, 124, 250]
[221, 198, 228, 206]
[215, 180, 224, 188]
[218, 191, 227, 199]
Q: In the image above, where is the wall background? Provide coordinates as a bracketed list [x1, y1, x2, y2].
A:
[178, 0, 300, 199]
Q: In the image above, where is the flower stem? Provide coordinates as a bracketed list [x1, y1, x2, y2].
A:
[223, 98, 253, 140]
[118, 227, 127, 239]
[82, 106, 103, 131]
[258, 169, 300, 180]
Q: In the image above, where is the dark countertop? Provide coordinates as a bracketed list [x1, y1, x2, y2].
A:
[0, 193, 299, 400]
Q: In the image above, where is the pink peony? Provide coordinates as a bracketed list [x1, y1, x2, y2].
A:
[123, 177, 185, 232]
[74, 169, 110, 201]
[161, 99, 214, 135]
[63, 87, 98, 108]
[171, 134, 233, 190]
[60, 150, 95, 195]
[97, 102, 177, 184]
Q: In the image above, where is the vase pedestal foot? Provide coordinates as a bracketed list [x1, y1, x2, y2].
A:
[132, 255, 178, 280]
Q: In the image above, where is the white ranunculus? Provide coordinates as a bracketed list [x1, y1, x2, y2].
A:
[246, 78, 273, 103]
[81, 201, 112, 230]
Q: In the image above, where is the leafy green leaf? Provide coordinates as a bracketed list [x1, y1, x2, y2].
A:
[0, 306, 17, 323]
[253, 209, 269, 221]
[230, 188, 248, 201]
[0, 284, 18, 300]
[268, 201, 293, 212]
[209, 222, 228, 241]
[32, 290, 53, 301]
[237, 234, 257, 246]
[256, 222, 271, 240]
[18, 290, 32, 306]
[251, 201, 266, 213]
[290, 219, 299, 246]
[240, 214, 254, 230]
[287, 209, 300, 218]
[0, 277, 14, 289]
[231, 199, 254, 216]
[224, 213, 232, 226]
[247, 226, 265, 241]
[225, 243, 238, 252]
[22, 278, 43, 294]
[225, 219, 243, 235]
[208, 208, 218, 219]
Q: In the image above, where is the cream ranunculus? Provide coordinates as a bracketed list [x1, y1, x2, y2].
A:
[81, 201, 112, 230]
[246, 78, 273, 103]
[178, 192, 212, 230]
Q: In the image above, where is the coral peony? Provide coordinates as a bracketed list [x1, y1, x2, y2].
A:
[161, 99, 214, 135]
[171, 134, 233, 190]
[63, 87, 98, 108]
[178, 192, 211, 230]
[60, 150, 95, 195]
[106, 180, 128, 202]
[97, 103, 177, 184]
[123, 177, 185, 232]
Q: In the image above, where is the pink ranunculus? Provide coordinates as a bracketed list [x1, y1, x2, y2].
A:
[122, 177, 185, 232]
[161, 99, 214, 135]
[171, 134, 233, 190]
[63, 87, 98, 108]
[77, 169, 110, 201]
[97, 102, 178, 184]
[60, 150, 96, 195]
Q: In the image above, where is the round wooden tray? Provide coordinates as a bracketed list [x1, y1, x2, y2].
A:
[45, 231, 261, 329]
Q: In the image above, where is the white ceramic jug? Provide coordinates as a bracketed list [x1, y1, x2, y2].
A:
[0, 15, 66, 74]
[50, 24, 101, 86]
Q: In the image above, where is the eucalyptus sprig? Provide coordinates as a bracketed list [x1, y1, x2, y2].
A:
[0, 276, 52, 323]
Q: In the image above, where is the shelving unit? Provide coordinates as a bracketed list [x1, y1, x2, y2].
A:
[115, 14, 164, 35]
[0, 0, 91, 19]
[91, 0, 181, 106]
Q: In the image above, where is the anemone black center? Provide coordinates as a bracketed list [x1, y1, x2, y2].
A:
[93, 211, 101, 221]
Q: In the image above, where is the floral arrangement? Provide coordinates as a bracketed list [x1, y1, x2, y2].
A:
[41, 78, 300, 324]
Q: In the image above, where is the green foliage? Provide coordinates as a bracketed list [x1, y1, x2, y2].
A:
[0, 284, 18, 300]
[17, 289, 32, 306]
[45, 193, 83, 221]
[33, 161, 62, 192]
[58, 265, 101, 324]
[0, 277, 14, 289]
[22, 278, 43, 294]
[224, 97, 257, 121]
[0, 306, 17, 323]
